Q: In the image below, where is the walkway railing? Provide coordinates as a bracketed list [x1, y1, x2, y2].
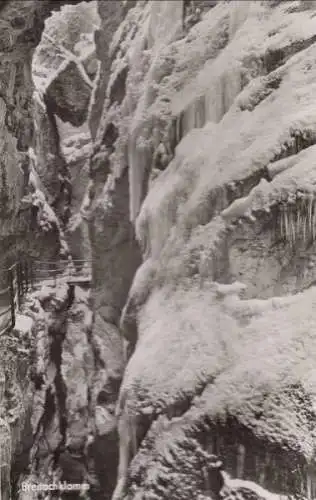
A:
[0, 259, 92, 335]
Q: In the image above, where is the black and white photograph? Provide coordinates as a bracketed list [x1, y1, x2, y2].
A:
[0, 0, 315, 499]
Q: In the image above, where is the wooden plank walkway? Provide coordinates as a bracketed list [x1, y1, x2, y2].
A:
[0, 259, 92, 335]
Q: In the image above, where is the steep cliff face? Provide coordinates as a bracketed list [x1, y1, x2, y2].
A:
[3, 281, 120, 500]
[0, 0, 86, 268]
[93, 1, 316, 499]
[3, 0, 316, 499]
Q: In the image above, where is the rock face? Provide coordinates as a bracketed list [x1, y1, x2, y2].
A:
[45, 61, 92, 127]
[3, 1, 316, 500]
[0, 0, 83, 268]
[0, 278, 125, 500]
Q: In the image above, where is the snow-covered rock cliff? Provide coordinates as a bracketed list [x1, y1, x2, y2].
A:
[3, 1, 316, 499]
[91, 1, 316, 499]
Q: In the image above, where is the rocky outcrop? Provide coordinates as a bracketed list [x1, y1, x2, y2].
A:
[4, 280, 123, 500]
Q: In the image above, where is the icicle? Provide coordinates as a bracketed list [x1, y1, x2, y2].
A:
[308, 194, 313, 241]
[307, 472, 312, 500]
[280, 206, 284, 239]
[284, 206, 289, 242]
[236, 444, 245, 478]
[290, 209, 296, 246]
[303, 216, 307, 244]
[287, 209, 293, 246]
[203, 466, 210, 494]
[296, 207, 301, 242]
[312, 201, 316, 242]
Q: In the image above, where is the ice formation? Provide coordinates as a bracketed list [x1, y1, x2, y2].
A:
[109, 1, 316, 498]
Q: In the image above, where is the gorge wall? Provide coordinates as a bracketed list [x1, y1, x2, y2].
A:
[2, 1, 316, 500]
[95, 1, 316, 499]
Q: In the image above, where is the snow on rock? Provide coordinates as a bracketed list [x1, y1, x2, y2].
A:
[26, 153, 70, 257]
[221, 472, 289, 500]
[7, 280, 121, 494]
[14, 314, 34, 335]
[111, 1, 316, 498]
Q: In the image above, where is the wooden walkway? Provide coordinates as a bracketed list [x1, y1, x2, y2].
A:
[0, 259, 92, 335]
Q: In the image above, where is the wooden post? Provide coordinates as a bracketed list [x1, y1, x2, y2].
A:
[8, 268, 15, 329]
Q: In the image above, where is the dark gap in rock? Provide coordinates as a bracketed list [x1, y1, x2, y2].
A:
[44, 60, 90, 127]
[264, 48, 284, 73]
[58, 449, 86, 495]
[143, 37, 148, 51]
[0, 0, 9, 14]
[97, 376, 121, 407]
[43, 94, 72, 223]
[89, 149, 111, 185]
[141, 145, 155, 210]
[121, 0, 137, 18]
[263, 34, 316, 74]
[50, 330, 68, 466]
[40, 387, 56, 434]
[227, 167, 271, 206]
[109, 66, 129, 105]
[88, 428, 119, 500]
[239, 75, 282, 112]
[170, 116, 180, 156]
[10, 15, 26, 29]
[43, 95, 62, 158]
[135, 413, 152, 451]
[48, 287, 74, 468]
[102, 122, 119, 151]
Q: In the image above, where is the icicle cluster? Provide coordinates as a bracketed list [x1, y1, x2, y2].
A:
[279, 191, 316, 247]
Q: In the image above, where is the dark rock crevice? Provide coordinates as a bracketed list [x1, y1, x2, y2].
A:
[39, 94, 72, 225]
[263, 34, 316, 74]
[183, 167, 271, 237]
[270, 129, 316, 164]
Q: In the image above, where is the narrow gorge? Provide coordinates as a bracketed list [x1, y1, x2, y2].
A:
[1, 1, 316, 500]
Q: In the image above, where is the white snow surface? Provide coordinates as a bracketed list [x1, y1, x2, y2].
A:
[115, 0, 316, 466]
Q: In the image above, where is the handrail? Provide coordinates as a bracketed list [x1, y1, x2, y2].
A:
[32, 259, 92, 264]
[0, 258, 92, 336]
